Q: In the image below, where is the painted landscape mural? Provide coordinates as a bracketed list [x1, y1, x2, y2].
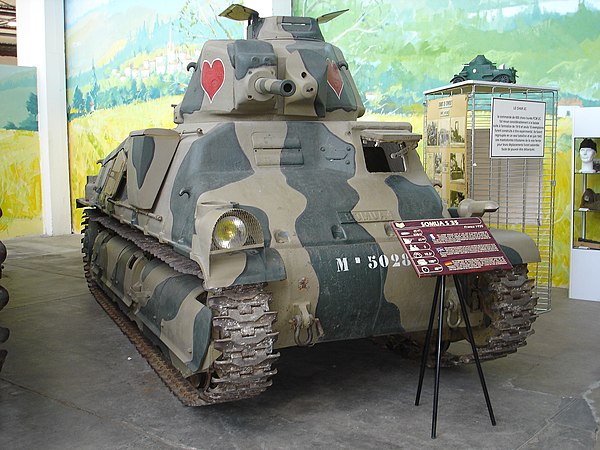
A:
[65, 0, 600, 286]
[0, 65, 41, 238]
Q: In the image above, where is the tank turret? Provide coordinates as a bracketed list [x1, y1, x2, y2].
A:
[174, 5, 364, 123]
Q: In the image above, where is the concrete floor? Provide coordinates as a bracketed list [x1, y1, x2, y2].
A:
[0, 234, 599, 450]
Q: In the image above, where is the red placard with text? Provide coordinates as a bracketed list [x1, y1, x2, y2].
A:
[391, 217, 513, 277]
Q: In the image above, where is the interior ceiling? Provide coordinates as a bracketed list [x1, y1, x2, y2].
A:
[0, 0, 16, 57]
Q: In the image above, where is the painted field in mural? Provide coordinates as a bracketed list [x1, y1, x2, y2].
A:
[65, 0, 600, 286]
[0, 65, 41, 239]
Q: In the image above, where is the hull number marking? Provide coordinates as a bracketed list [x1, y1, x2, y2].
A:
[336, 253, 410, 272]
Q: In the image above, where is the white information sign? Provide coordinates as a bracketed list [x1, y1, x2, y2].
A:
[490, 98, 546, 158]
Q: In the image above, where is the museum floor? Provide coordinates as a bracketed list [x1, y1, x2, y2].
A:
[0, 234, 599, 450]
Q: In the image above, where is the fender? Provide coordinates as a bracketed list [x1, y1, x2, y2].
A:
[489, 228, 541, 265]
[191, 202, 286, 289]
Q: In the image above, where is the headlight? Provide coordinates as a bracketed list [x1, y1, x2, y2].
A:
[212, 215, 248, 250]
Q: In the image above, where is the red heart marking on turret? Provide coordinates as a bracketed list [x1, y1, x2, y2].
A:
[327, 60, 344, 99]
[201, 59, 225, 102]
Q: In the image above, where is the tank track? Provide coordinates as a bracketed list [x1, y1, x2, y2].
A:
[89, 210, 202, 277]
[442, 264, 538, 365]
[385, 264, 537, 366]
[82, 209, 279, 406]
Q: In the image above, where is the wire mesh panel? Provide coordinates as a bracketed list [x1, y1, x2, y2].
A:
[424, 81, 558, 313]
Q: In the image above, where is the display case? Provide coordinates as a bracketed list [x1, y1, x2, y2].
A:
[570, 107, 600, 302]
[424, 81, 558, 312]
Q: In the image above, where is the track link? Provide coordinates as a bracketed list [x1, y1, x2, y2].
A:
[82, 209, 279, 405]
[90, 210, 202, 277]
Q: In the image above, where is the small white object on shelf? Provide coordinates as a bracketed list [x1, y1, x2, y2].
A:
[579, 138, 597, 173]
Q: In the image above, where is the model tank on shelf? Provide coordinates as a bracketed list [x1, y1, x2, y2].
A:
[450, 54, 517, 84]
[78, 5, 539, 405]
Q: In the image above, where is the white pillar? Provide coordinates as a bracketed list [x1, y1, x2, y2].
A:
[16, 0, 71, 236]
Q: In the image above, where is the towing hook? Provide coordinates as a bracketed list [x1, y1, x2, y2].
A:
[445, 297, 462, 329]
[289, 309, 325, 347]
[291, 314, 314, 347]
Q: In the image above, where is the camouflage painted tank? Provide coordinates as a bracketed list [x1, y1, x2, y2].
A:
[78, 5, 539, 405]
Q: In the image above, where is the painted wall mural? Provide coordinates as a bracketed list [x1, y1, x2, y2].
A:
[65, 0, 600, 286]
[0, 65, 41, 239]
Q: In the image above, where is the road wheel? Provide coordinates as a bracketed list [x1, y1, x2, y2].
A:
[493, 74, 511, 83]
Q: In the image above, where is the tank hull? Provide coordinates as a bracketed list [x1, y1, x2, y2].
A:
[81, 119, 539, 398]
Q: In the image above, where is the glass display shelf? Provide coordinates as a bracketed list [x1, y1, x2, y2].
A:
[570, 109, 600, 301]
[573, 240, 600, 250]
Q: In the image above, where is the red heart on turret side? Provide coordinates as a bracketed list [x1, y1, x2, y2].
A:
[327, 60, 344, 99]
[201, 59, 225, 102]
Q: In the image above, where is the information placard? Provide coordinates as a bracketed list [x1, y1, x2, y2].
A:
[391, 217, 513, 277]
[490, 98, 546, 158]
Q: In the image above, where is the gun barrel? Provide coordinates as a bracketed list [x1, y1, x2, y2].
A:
[255, 78, 296, 97]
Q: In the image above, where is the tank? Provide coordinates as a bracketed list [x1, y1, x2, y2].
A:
[77, 5, 539, 405]
[450, 54, 517, 84]
[0, 207, 9, 371]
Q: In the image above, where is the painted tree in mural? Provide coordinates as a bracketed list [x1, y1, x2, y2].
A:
[19, 93, 38, 131]
[71, 86, 84, 118]
[3, 93, 38, 131]
[89, 62, 100, 112]
[26, 93, 37, 120]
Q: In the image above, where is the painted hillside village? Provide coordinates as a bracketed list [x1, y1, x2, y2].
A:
[112, 31, 194, 85]
[67, 29, 205, 118]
